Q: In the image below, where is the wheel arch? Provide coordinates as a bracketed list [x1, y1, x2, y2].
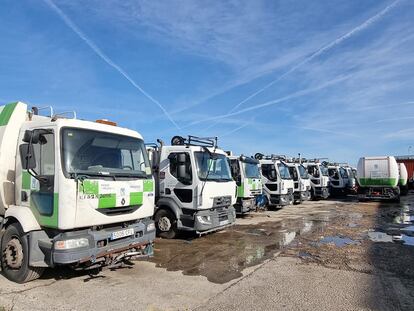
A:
[3, 206, 41, 233]
[155, 198, 182, 221]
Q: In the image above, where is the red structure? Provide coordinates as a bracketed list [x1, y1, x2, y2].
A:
[395, 155, 414, 180]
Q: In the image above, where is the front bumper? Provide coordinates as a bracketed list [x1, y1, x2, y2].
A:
[235, 197, 256, 214]
[294, 190, 311, 202]
[193, 206, 236, 233]
[39, 219, 156, 267]
[269, 193, 293, 206]
[314, 186, 329, 199]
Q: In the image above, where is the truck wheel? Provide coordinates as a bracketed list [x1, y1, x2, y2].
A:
[1, 223, 44, 283]
[155, 209, 178, 239]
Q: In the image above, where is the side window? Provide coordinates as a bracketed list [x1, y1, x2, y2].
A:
[169, 152, 192, 181]
[262, 164, 277, 181]
[33, 131, 55, 176]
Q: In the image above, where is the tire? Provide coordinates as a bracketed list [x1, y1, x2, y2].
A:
[1, 223, 44, 283]
[154, 209, 178, 239]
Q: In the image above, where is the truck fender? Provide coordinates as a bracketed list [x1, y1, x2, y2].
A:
[4, 205, 41, 232]
[155, 197, 183, 221]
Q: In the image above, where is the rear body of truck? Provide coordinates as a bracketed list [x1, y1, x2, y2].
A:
[398, 162, 408, 196]
[228, 155, 262, 214]
[0, 102, 155, 283]
[356, 156, 400, 202]
[147, 136, 236, 238]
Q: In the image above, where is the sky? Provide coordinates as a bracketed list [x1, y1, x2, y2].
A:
[1, 0, 414, 165]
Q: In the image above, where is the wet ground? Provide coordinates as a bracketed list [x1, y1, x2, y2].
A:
[1, 194, 414, 310]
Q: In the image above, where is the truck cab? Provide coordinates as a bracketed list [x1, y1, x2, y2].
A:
[0, 102, 155, 283]
[286, 160, 311, 204]
[327, 163, 349, 196]
[227, 154, 262, 214]
[303, 160, 330, 199]
[147, 136, 236, 238]
[255, 154, 294, 207]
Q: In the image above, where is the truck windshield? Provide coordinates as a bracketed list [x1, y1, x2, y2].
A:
[277, 163, 291, 179]
[320, 165, 329, 176]
[242, 162, 260, 178]
[298, 165, 309, 179]
[195, 152, 232, 181]
[61, 128, 151, 178]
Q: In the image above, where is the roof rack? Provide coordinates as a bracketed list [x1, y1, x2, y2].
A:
[254, 153, 287, 161]
[302, 157, 329, 164]
[171, 135, 217, 148]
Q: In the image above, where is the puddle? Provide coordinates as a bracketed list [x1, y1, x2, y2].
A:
[150, 218, 329, 284]
[317, 236, 360, 247]
[368, 231, 414, 246]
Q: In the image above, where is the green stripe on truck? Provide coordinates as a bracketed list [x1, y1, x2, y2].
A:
[130, 192, 143, 205]
[143, 180, 154, 192]
[81, 180, 99, 195]
[399, 179, 407, 186]
[359, 178, 397, 187]
[98, 194, 116, 208]
[22, 171, 31, 190]
[237, 184, 244, 198]
[0, 102, 18, 126]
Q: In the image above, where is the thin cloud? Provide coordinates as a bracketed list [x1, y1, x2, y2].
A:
[201, 0, 401, 131]
[187, 74, 352, 126]
[43, 0, 181, 130]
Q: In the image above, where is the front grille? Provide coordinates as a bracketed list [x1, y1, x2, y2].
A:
[97, 205, 140, 216]
[213, 196, 232, 207]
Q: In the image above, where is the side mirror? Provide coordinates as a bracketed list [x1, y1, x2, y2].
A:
[19, 144, 36, 170]
[22, 130, 40, 144]
[270, 170, 277, 180]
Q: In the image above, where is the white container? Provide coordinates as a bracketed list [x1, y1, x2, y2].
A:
[356, 156, 399, 188]
[398, 163, 408, 186]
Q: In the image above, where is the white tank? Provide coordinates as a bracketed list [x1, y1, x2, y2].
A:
[398, 163, 408, 186]
[0, 102, 28, 215]
[356, 156, 399, 188]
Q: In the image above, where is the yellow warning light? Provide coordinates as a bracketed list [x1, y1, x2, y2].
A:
[96, 119, 117, 126]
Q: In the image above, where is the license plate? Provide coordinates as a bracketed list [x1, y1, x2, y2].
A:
[219, 219, 229, 226]
[111, 228, 134, 240]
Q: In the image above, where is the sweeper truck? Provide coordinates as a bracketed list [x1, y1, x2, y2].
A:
[0, 102, 155, 283]
[147, 136, 236, 238]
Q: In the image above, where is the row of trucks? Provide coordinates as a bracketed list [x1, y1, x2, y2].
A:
[3, 102, 402, 283]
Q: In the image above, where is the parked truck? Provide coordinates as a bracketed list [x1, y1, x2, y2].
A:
[327, 163, 350, 196]
[302, 159, 330, 199]
[227, 153, 262, 214]
[0, 102, 156, 283]
[356, 156, 400, 202]
[147, 136, 236, 238]
[255, 154, 294, 207]
[398, 162, 408, 196]
[285, 159, 311, 204]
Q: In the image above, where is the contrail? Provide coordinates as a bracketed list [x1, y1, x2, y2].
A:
[43, 0, 181, 130]
[188, 74, 351, 126]
[201, 0, 401, 131]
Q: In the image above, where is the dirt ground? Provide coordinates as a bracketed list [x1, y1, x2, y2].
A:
[1, 194, 414, 310]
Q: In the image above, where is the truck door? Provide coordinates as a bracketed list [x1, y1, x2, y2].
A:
[19, 129, 58, 228]
[165, 152, 194, 209]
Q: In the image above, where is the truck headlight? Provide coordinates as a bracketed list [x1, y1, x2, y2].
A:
[54, 238, 89, 250]
[197, 215, 211, 224]
[147, 222, 156, 232]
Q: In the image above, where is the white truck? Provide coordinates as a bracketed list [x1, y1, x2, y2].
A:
[398, 162, 408, 196]
[0, 102, 155, 283]
[255, 154, 294, 207]
[356, 156, 400, 202]
[327, 163, 350, 196]
[302, 159, 330, 199]
[286, 159, 311, 204]
[227, 153, 262, 214]
[147, 136, 236, 238]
